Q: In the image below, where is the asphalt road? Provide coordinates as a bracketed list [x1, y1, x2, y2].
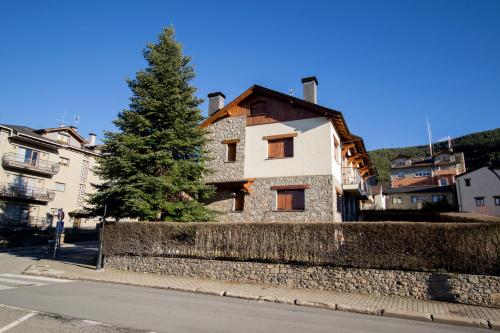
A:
[0, 245, 491, 333]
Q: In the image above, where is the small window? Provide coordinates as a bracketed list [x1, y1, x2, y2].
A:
[227, 143, 237, 162]
[432, 195, 446, 203]
[397, 172, 405, 178]
[465, 178, 471, 187]
[277, 189, 305, 211]
[392, 197, 402, 204]
[249, 101, 267, 116]
[59, 157, 70, 167]
[336, 191, 343, 213]
[411, 196, 419, 204]
[475, 197, 485, 207]
[234, 192, 244, 211]
[57, 133, 70, 144]
[494, 196, 500, 206]
[439, 178, 448, 186]
[53, 182, 66, 192]
[268, 138, 293, 159]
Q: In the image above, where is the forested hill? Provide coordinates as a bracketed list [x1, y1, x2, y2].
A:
[368, 128, 500, 184]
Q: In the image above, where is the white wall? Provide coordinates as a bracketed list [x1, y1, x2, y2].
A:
[456, 167, 500, 216]
[244, 117, 338, 179]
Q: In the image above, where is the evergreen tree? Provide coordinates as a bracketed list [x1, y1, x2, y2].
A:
[89, 26, 214, 221]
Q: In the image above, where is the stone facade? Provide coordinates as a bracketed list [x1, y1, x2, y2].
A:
[204, 116, 246, 183]
[386, 191, 455, 210]
[104, 255, 500, 308]
[205, 175, 341, 222]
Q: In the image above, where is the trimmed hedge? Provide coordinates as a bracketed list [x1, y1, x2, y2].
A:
[103, 222, 500, 275]
[360, 210, 500, 223]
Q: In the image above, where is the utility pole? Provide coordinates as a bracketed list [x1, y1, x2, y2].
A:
[96, 204, 107, 270]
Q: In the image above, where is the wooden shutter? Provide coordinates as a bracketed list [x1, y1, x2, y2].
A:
[227, 143, 237, 162]
[234, 192, 244, 211]
[277, 189, 304, 211]
[268, 138, 293, 158]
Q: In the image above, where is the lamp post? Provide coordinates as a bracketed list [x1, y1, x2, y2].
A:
[96, 204, 107, 270]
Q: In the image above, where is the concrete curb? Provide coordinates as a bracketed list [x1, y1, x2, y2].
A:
[23, 266, 499, 330]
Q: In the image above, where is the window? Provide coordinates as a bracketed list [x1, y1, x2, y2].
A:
[268, 137, 293, 159]
[475, 197, 485, 207]
[59, 157, 70, 167]
[57, 133, 70, 144]
[415, 171, 431, 177]
[465, 178, 471, 187]
[494, 196, 500, 206]
[411, 196, 419, 204]
[432, 195, 446, 203]
[53, 182, 66, 192]
[17, 147, 39, 166]
[226, 143, 237, 162]
[333, 137, 340, 164]
[249, 101, 267, 116]
[234, 192, 244, 211]
[336, 190, 343, 213]
[397, 172, 405, 178]
[392, 197, 402, 204]
[439, 178, 448, 186]
[277, 189, 305, 211]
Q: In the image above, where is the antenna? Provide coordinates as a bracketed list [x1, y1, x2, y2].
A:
[73, 115, 80, 128]
[57, 111, 67, 127]
[426, 116, 433, 156]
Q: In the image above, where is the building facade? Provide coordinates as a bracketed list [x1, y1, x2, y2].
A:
[0, 124, 101, 229]
[202, 77, 375, 222]
[455, 167, 500, 216]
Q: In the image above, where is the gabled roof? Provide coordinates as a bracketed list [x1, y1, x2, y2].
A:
[455, 166, 500, 180]
[0, 124, 62, 147]
[37, 126, 88, 144]
[200, 84, 375, 176]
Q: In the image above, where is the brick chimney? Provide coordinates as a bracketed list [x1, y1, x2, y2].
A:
[301, 76, 318, 104]
[208, 92, 225, 116]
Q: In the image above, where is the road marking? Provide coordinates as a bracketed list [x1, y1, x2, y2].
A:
[0, 277, 45, 287]
[0, 274, 73, 283]
[0, 285, 15, 291]
[0, 312, 37, 333]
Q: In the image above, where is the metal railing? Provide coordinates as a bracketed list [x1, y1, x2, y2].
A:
[0, 183, 55, 202]
[0, 216, 51, 229]
[2, 153, 60, 175]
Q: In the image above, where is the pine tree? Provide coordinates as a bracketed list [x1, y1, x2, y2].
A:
[89, 26, 214, 221]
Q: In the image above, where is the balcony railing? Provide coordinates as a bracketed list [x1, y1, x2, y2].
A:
[342, 167, 367, 195]
[0, 216, 50, 229]
[0, 183, 55, 202]
[2, 153, 60, 176]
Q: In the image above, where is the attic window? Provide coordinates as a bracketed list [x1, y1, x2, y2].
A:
[57, 133, 70, 144]
[249, 101, 267, 116]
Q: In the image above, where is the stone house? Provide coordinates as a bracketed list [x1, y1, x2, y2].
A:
[0, 124, 101, 229]
[455, 166, 500, 216]
[384, 185, 456, 210]
[201, 77, 375, 222]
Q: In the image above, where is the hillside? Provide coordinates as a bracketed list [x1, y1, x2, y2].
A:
[368, 128, 500, 184]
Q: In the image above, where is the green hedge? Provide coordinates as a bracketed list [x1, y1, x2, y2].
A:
[103, 222, 500, 275]
[360, 210, 500, 223]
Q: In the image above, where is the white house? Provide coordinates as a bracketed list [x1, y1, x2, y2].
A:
[201, 77, 375, 222]
[455, 166, 500, 216]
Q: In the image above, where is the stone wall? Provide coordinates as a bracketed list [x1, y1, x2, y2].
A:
[205, 175, 341, 222]
[104, 255, 500, 308]
[204, 116, 246, 183]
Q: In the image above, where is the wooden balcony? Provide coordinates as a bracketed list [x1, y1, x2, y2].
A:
[0, 183, 55, 202]
[2, 153, 60, 176]
[342, 167, 367, 197]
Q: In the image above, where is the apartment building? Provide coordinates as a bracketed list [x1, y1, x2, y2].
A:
[0, 124, 101, 229]
[456, 166, 500, 216]
[201, 77, 375, 222]
[385, 151, 465, 209]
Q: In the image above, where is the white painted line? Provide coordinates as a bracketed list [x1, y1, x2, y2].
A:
[0, 312, 37, 333]
[0, 285, 15, 291]
[0, 278, 44, 287]
[0, 274, 73, 283]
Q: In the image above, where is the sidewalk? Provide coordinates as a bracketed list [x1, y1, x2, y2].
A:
[24, 259, 500, 330]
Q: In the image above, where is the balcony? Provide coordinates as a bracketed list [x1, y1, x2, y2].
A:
[2, 153, 60, 176]
[0, 216, 50, 229]
[342, 167, 367, 197]
[0, 183, 55, 202]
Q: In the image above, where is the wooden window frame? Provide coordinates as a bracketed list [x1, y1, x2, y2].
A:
[226, 142, 237, 163]
[266, 136, 295, 159]
[234, 191, 245, 211]
[276, 189, 305, 212]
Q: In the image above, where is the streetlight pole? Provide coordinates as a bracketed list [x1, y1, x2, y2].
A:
[96, 204, 107, 270]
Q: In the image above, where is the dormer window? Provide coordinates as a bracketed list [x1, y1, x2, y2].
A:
[249, 101, 267, 116]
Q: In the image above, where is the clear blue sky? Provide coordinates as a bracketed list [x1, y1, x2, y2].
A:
[1, 0, 499, 150]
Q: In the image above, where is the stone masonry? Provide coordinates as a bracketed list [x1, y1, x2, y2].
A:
[204, 116, 246, 183]
[206, 175, 341, 222]
[104, 255, 500, 308]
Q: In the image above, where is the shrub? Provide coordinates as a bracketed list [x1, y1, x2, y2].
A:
[103, 221, 500, 275]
